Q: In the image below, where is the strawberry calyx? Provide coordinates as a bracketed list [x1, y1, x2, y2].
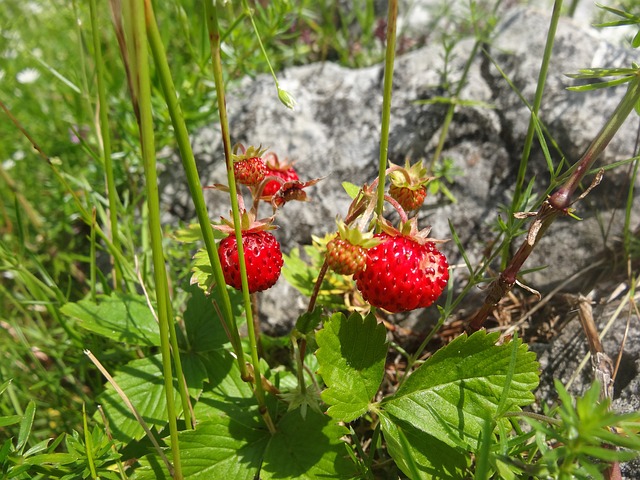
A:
[387, 160, 433, 190]
[335, 219, 381, 250]
[213, 209, 277, 236]
[263, 151, 296, 173]
[376, 216, 446, 246]
[270, 176, 324, 209]
[232, 144, 267, 164]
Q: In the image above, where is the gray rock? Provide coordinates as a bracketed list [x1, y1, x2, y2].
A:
[161, 5, 639, 324]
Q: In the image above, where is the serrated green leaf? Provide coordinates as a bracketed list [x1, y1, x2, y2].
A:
[171, 223, 225, 244]
[191, 248, 217, 291]
[61, 293, 160, 346]
[316, 312, 387, 422]
[178, 417, 269, 480]
[261, 409, 355, 479]
[379, 412, 470, 479]
[382, 331, 539, 450]
[97, 353, 205, 443]
[182, 284, 243, 352]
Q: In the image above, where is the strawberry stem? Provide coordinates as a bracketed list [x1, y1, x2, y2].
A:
[375, 0, 398, 230]
[384, 194, 409, 223]
[206, 2, 275, 434]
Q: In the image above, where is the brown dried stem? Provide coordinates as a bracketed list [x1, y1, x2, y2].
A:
[468, 73, 640, 332]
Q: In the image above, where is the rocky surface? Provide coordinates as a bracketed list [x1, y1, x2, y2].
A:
[160, 4, 640, 474]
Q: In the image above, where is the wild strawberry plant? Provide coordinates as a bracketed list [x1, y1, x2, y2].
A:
[3, 1, 640, 479]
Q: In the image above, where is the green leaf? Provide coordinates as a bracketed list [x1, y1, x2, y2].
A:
[261, 409, 355, 479]
[342, 181, 361, 199]
[316, 312, 387, 422]
[171, 222, 225, 244]
[282, 246, 350, 309]
[379, 412, 470, 479]
[382, 331, 539, 450]
[0, 415, 21, 428]
[194, 350, 256, 423]
[295, 308, 323, 335]
[61, 293, 160, 346]
[96, 353, 205, 443]
[136, 410, 354, 480]
[182, 284, 243, 352]
[191, 248, 217, 292]
[179, 418, 269, 479]
[17, 400, 36, 453]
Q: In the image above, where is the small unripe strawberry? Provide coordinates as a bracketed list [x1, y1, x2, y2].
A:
[387, 160, 433, 211]
[234, 157, 268, 186]
[389, 184, 427, 211]
[326, 237, 367, 275]
[324, 221, 381, 276]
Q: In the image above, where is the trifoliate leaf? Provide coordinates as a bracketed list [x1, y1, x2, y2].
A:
[382, 331, 539, 450]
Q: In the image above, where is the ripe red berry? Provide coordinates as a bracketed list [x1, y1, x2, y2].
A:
[354, 234, 448, 313]
[234, 157, 268, 186]
[218, 231, 283, 293]
[326, 237, 367, 275]
[263, 164, 299, 196]
[389, 184, 427, 211]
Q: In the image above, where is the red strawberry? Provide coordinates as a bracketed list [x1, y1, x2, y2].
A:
[261, 152, 299, 196]
[218, 231, 283, 293]
[354, 231, 448, 313]
[234, 157, 268, 186]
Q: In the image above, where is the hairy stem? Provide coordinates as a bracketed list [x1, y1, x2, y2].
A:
[375, 0, 398, 226]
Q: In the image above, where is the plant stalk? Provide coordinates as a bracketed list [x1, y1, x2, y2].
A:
[89, 0, 122, 289]
[205, 1, 275, 434]
[127, 1, 183, 476]
[375, 0, 398, 225]
[143, 0, 248, 383]
[511, 0, 563, 212]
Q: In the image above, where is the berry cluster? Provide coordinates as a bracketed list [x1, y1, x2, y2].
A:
[212, 147, 448, 315]
[213, 145, 313, 294]
[325, 161, 448, 314]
